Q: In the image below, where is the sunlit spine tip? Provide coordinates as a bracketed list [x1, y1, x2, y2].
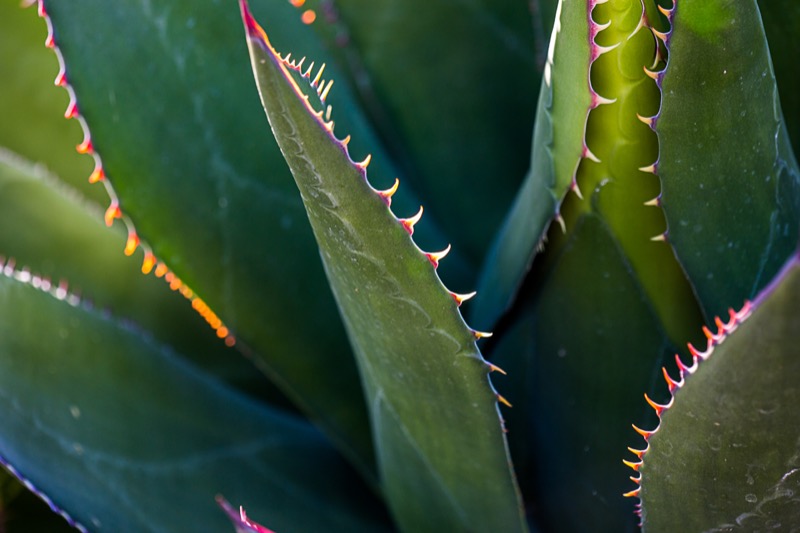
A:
[650, 232, 667, 242]
[88, 165, 105, 184]
[643, 66, 660, 81]
[486, 361, 507, 375]
[623, 458, 642, 472]
[644, 393, 671, 416]
[622, 488, 641, 499]
[631, 424, 653, 440]
[570, 177, 584, 200]
[495, 393, 512, 408]
[64, 100, 79, 119]
[356, 154, 372, 171]
[124, 232, 140, 256]
[636, 113, 656, 128]
[320, 79, 334, 102]
[375, 178, 399, 206]
[662, 367, 680, 391]
[643, 196, 660, 207]
[657, 5, 672, 17]
[312, 63, 326, 87]
[399, 206, 423, 235]
[341, 135, 352, 147]
[54, 68, 67, 87]
[472, 329, 493, 340]
[582, 145, 601, 163]
[104, 203, 122, 227]
[627, 446, 647, 459]
[424, 244, 451, 269]
[141, 252, 157, 275]
[639, 163, 657, 174]
[450, 290, 476, 307]
[76, 137, 93, 155]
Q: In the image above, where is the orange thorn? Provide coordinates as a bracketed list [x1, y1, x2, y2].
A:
[104, 203, 121, 227]
[472, 329, 493, 340]
[644, 393, 669, 416]
[399, 206, 423, 235]
[88, 166, 105, 184]
[662, 367, 680, 391]
[425, 244, 451, 269]
[631, 424, 653, 440]
[623, 488, 641, 498]
[124, 232, 140, 256]
[486, 362, 507, 375]
[627, 446, 647, 459]
[76, 138, 93, 155]
[141, 252, 156, 275]
[154, 262, 168, 278]
[496, 393, 512, 408]
[623, 459, 642, 472]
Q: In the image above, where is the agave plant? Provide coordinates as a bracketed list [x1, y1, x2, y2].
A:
[1, 0, 798, 531]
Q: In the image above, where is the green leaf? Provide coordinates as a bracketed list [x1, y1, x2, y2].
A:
[492, 214, 678, 532]
[303, 0, 548, 267]
[473, 0, 593, 330]
[0, 273, 390, 533]
[634, 253, 800, 531]
[657, 0, 800, 320]
[0, 150, 282, 405]
[39, 0, 375, 474]
[240, 4, 526, 531]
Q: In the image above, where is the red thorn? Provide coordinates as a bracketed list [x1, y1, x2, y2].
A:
[76, 138, 93, 155]
[64, 100, 79, 119]
[623, 459, 642, 472]
[486, 362, 507, 375]
[239, 0, 269, 43]
[425, 244, 451, 269]
[399, 206, 423, 235]
[644, 393, 668, 416]
[662, 367, 680, 391]
[702, 325, 715, 341]
[450, 291, 477, 307]
[37, 1, 46, 17]
[104, 203, 121, 227]
[44, 31, 55, 48]
[54, 68, 67, 87]
[627, 446, 647, 459]
[88, 165, 105, 184]
[496, 393, 512, 408]
[675, 353, 693, 373]
[124, 232, 140, 256]
[141, 252, 156, 275]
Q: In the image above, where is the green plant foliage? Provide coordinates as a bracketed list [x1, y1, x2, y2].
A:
[1, 0, 798, 531]
[636, 253, 800, 531]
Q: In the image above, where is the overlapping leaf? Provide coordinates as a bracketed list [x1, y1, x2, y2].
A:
[240, 3, 526, 530]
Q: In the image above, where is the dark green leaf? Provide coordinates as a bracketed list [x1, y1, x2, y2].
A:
[0, 273, 390, 533]
[241, 5, 526, 530]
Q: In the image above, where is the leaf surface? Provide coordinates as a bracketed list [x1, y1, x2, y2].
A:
[635, 253, 800, 531]
[657, 0, 800, 320]
[240, 4, 526, 531]
[0, 272, 390, 533]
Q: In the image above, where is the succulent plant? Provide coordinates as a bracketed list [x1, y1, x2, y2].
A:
[1, 0, 798, 531]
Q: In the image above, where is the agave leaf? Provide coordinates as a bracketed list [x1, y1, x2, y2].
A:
[1, 471, 76, 533]
[39, 0, 379, 473]
[473, 0, 593, 330]
[633, 253, 800, 531]
[303, 0, 550, 267]
[240, 4, 526, 530]
[0, 150, 282, 403]
[0, 272, 390, 533]
[0, 1, 100, 205]
[758, 0, 800, 156]
[657, 0, 800, 320]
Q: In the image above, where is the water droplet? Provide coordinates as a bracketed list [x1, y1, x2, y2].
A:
[745, 493, 757, 503]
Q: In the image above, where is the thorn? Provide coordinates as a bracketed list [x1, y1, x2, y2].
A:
[76, 137, 93, 155]
[295, 56, 306, 71]
[486, 362, 507, 375]
[643, 66, 660, 81]
[650, 233, 667, 242]
[496, 393, 512, 408]
[450, 290, 477, 307]
[555, 212, 566, 233]
[424, 244, 451, 269]
[591, 92, 616, 108]
[643, 197, 660, 207]
[311, 63, 326, 87]
[320, 79, 334, 102]
[37, 1, 46, 17]
[64, 100, 79, 119]
[154, 262, 168, 278]
[662, 367, 680, 391]
[623, 459, 642, 472]
[124, 232, 139, 256]
[627, 446, 647, 459]
[636, 113, 656, 128]
[44, 31, 54, 48]
[472, 329, 493, 340]
[356, 154, 372, 171]
[652, 28, 669, 42]
[644, 393, 670, 416]
[658, 4, 672, 17]
[583, 145, 601, 163]
[88, 165, 105, 184]
[639, 163, 657, 174]
[303, 60, 315, 78]
[631, 424, 653, 440]
[104, 202, 121, 227]
[571, 177, 584, 199]
[675, 353, 693, 372]
[54, 68, 67, 87]
[623, 488, 641, 499]
[399, 206, 423, 235]
[341, 135, 351, 147]
[141, 252, 156, 275]
[375, 178, 399, 206]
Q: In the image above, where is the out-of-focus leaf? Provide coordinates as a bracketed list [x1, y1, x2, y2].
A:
[758, 0, 800, 156]
[0, 150, 283, 405]
[305, 0, 548, 268]
[1, 470, 77, 533]
[40, 0, 377, 474]
[241, 4, 526, 530]
[473, 0, 592, 330]
[0, 273, 391, 533]
[636, 253, 800, 531]
[658, 0, 800, 320]
[493, 214, 676, 533]
[0, 1, 100, 204]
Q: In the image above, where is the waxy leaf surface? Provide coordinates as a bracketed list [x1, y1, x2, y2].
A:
[241, 4, 526, 531]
